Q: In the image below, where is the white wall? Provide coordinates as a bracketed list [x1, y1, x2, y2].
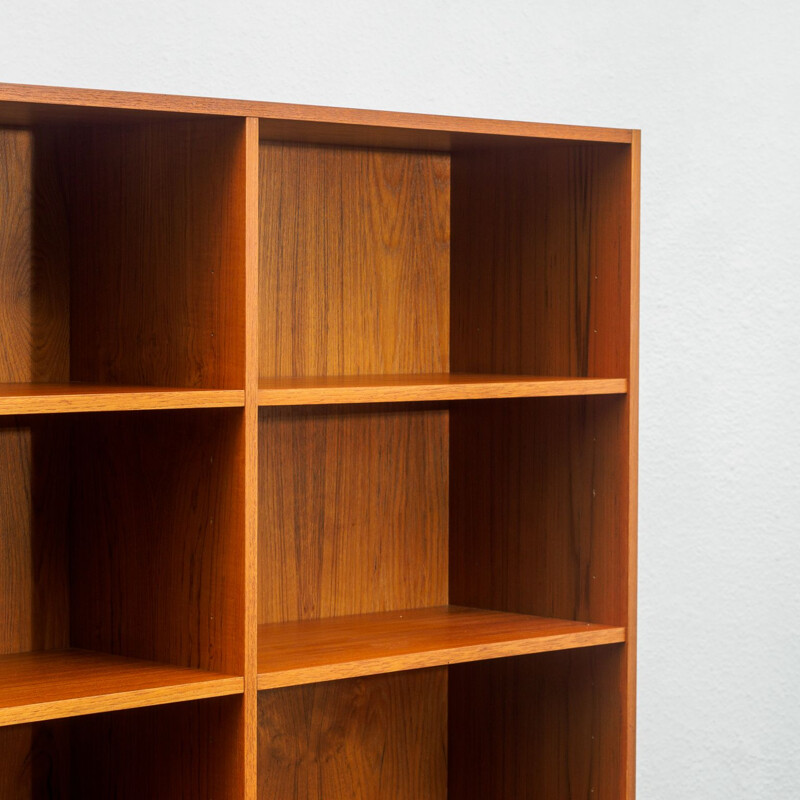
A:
[2, 2, 798, 796]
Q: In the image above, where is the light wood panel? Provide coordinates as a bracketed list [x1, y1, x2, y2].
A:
[0, 383, 244, 414]
[0, 82, 635, 148]
[451, 142, 632, 378]
[450, 396, 628, 626]
[258, 374, 627, 405]
[259, 142, 450, 378]
[258, 404, 448, 624]
[0, 648, 242, 726]
[449, 647, 625, 798]
[56, 118, 246, 389]
[69, 408, 246, 676]
[258, 669, 447, 799]
[257, 605, 624, 689]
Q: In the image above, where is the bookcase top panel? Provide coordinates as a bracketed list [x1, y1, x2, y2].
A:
[0, 81, 635, 150]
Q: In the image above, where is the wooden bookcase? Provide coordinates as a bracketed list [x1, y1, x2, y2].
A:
[0, 83, 639, 799]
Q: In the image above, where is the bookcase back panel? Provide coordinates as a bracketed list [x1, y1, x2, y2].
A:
[258, 142, 450, 378]
[451, 142, 632, 378]
[0, 416, 69, 655]
[0, 119, 248, 390]
[258, 668, 447, 799]
[0, 720, 69, 798]
[0, 697, 243, 798]
[69, 696, 244, 798]
[449, 647, 624, 799]
[258, 404, 448, 623]
[69, 408, 246, 675]
[450, 395, 628, 626]
[61, 118, 247, 389]
[0, 127, 69, 383]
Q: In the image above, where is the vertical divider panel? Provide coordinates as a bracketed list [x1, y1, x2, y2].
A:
[243, 116, 261, 800]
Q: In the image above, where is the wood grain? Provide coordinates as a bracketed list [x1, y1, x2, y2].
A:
[55, 118, 246, 389]
[69, 409, 246, 676]
[258, 374, 627, 405]
[0, 416, 69, 656]
[258, 669, 447, 799]
[259, 142, 450, 378]
[449, 647, 625, 798]
[69, 696, 245, 799]
[0, 648, 242, 726]
[0, 82, 635, 147]
[258, 404, 448, 624]
[0, 383, 244, 414]
[257, 605, 624, 689]
[451, 142, 632, 379]
[0, 720, 69, 798]
[243, 116, 262, 800]
[0, 126, 69, 384]
[450, 396, 628, 626]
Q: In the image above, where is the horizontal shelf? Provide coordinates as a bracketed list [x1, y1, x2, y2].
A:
[0, 383, 245, 415]
[258, 374, 628, 406]
[0, 649, 243, 726]
[257, 605, 625, 689]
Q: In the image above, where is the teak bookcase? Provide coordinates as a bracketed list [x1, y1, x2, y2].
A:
[0, 82, 640, 799]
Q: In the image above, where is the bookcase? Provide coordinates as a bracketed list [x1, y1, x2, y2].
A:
[0, 83, 639, 799]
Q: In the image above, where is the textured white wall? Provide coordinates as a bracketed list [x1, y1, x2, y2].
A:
[2, 2, 798, 796]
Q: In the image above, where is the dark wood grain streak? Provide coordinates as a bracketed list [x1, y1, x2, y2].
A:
[69, 409, 246, 676]
[258, 669, 447, 799]
[0, 720, 70, 799]
[451, 142, 631, 379]
[449, 648, 624, 798]
[259, 142, 449, 379]
[258, 404, 448, 624]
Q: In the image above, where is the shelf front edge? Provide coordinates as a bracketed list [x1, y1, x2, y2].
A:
[257, 626, 626, 690]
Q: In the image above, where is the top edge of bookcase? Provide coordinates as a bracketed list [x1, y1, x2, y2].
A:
[0, 82, 636, 148]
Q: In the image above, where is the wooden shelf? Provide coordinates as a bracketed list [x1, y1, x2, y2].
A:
[257, 605, 625, 689]
[0, 649, 243, 726]
[257, 374, 627, 406]
[0, 383, 245, 415]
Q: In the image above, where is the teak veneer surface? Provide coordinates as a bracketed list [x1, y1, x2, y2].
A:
[0, 82, 634, 149]
[257, 606, 625, 688]
[258, 669, 447, 800]
[258, 403, 448, 624]
[0, 81, 638, 800]
[258, 374, 627, 405]
[259, 142, 450, 379]
[0, 649, 242, 726]
[0, 383, 244, 414]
